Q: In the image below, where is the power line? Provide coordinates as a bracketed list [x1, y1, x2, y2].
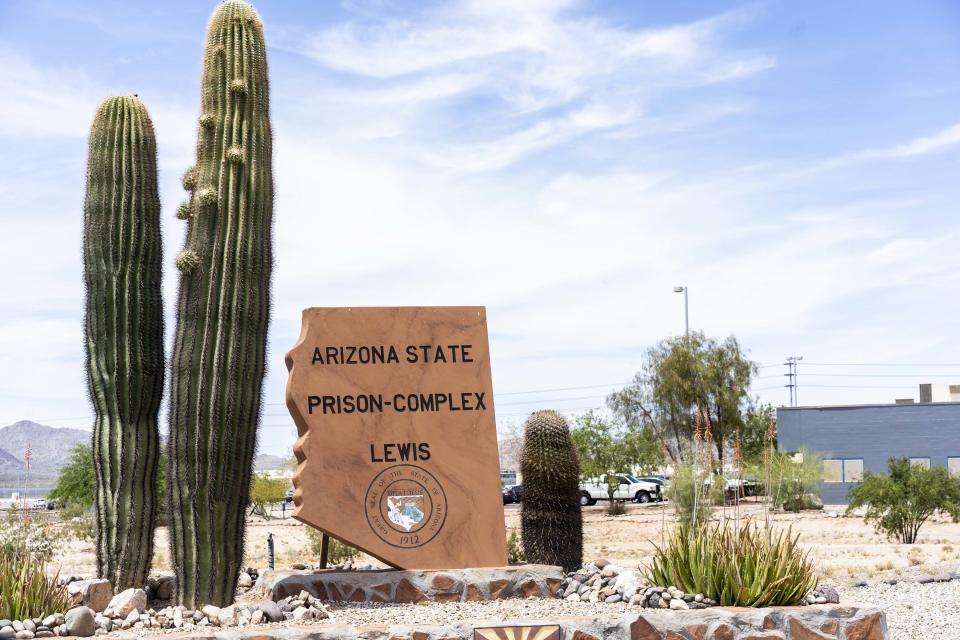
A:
[801, 384, 916, 389]
[801, 362, 960, 367]
[797, 373, 958, 378]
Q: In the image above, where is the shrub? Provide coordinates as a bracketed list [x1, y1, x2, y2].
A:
[60, 504, 96, 543]
[306, 529, 359, 565]
[249, 474, 289, 520]
[645, 522, 817, 607]
[0, 544, 69, 620]
[606, 500, 626, 516]
[506, 529, 525, 564]
[665, 464, 712, 528]
[0, 510, 58, 563]
[847, 457, 960, 544]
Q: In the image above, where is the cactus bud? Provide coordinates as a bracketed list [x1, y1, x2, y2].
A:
[225, 146, 245, 164]
[175, 249, 201, 273]
[229, 79, 247, 95]
[199, 113, 216, 129]
[196, 187, 218, 207]
[182, 167, 198, 191]
[175, 202, 192, 220]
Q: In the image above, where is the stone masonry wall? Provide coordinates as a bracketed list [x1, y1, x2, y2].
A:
[256, 565, 566, 603]
[101, 606, 888, 640]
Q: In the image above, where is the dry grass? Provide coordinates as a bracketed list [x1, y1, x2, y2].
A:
[45, 502, 960, 584]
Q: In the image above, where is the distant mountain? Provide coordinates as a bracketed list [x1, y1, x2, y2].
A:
[0, 421, 89, 480]
[254, 453, 289, 471]
[0, 447, 24, 476]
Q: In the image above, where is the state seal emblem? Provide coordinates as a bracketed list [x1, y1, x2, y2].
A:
[365, 464, 447, 549]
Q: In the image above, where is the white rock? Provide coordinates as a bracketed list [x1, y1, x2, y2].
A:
[250, 610, 264, 625]
[292, 607, 314, 621]
[201, 605, 221, 625]
[237, 572, 253, 589]
[172, 608, 183, 629]
[67, 579, 113, 613]
[121, 610, 139, 629]
[670, 598, 689, 610]
[65, 607, 96, 638]
[218, 605, 237, 628]
[107, 588, 147, 618]
[565, 592, 581, 602]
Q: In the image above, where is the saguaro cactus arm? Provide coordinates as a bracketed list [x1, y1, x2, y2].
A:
[167, 0, 273, 607]
[83, 95, 163, 591]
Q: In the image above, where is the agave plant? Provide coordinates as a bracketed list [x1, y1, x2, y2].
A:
[644, 521, 818, 607]
[0, 544, 69, 620]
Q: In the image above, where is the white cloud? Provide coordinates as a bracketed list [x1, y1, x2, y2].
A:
[864, 122, 960, 159]
[289, 2, 775, 173]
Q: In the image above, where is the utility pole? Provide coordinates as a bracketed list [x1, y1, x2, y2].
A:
[784, 356, 803, 407]
[673, 286, 689, 337]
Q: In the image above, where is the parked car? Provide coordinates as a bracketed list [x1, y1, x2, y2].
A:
[579, 474, 661, 506]
[502, 484, 522, 504]
[636, 475, 671, 491]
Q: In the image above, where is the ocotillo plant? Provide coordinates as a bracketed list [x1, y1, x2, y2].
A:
[83, 95, 163, 590]
[167, 0, 273, 607]
[520, 410, 583, 572]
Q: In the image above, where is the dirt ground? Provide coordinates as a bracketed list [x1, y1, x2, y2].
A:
[50, 502, 960, 584]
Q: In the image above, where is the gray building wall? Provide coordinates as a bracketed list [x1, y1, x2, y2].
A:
[777, 403, 960, 504]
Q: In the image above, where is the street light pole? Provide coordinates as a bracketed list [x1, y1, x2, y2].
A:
[673, 286, 689, 337]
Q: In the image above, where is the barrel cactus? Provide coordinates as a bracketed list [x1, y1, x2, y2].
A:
[167, 0, 273, 607]
[83, 95, 163, 590]
[520, 410, 583, 572]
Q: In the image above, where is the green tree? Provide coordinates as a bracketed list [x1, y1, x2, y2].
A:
[607, 332, 755, 469]
[741, 403, 776, 464]
[49, 443, 95, 509]
[847, 457, 960, 544]
[248, 474, 289, 520]
[571, 410, 663, 485]
[50, 443, 168, 515]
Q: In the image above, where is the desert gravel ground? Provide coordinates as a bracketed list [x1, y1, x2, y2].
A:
[840, 581, 960, 640]
[323, 600, 637, 626]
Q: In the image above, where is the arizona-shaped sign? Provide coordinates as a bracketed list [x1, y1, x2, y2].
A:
[285, 306, 507, 569]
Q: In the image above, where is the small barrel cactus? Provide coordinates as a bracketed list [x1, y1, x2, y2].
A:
[520, 410, 583, 572]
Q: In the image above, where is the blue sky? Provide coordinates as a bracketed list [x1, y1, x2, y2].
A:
[1, 0, 958, 456]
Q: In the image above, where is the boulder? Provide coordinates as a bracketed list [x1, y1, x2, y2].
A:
[291, 607, 314, 621]
[67, 579, 113, 613]
[200, 605, 221, 625]
[155, 576, 176, 601]
[64, 607, 96, 638]
[237, 572, 253, 589]
[107, 588, 147, 618]
[218, 605, 238, 628]
[257, 601, 284, 623]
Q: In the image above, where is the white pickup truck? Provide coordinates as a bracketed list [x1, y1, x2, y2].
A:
[579, 474, 662, 506]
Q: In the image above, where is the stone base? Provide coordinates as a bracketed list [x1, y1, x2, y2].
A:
[106, 605, 889, 640]
[255, 565, 565, 603]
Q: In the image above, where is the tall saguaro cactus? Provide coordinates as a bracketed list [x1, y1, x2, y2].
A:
[83, 95, 163, 590]
[520, 410, 583, 572]
[167, 0, 273, 607]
